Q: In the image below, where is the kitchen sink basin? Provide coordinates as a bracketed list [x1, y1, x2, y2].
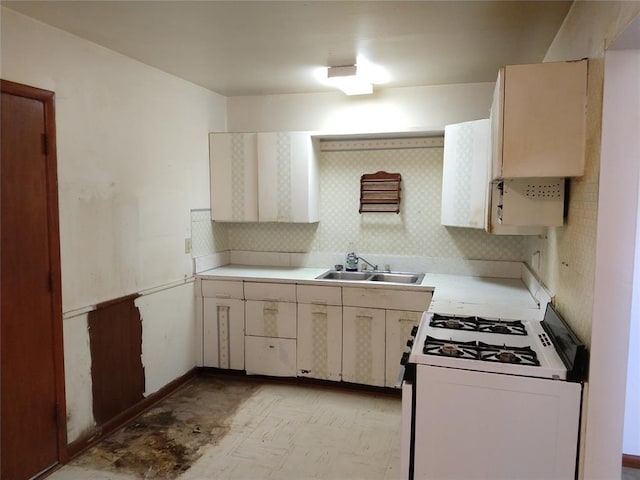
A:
[316, 270, 373, 281]
[315, 270, 424, 284]
[369, 272, 425, 284]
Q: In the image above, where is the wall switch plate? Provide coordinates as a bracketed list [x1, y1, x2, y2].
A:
[532, 251, 541, 273]
[185, 238, 192, 254]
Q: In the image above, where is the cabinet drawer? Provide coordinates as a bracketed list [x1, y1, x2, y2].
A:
[343, 287, 431, 312]
[296, 285, 342, 305]
[201, 279, 244, 299]
[245, 336, 296, 377]
[246, 300, 297, 338]
[244, 282, 296, 302]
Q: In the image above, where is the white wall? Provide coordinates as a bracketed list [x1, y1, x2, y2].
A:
[1, 7, 226, 312]
[227, 82, 495, 133]
[1, 7, 226, 443]
[585, 47, 640, 479]
[137, 283, 196, 396]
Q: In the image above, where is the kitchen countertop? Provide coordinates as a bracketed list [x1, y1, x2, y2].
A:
[198, 264, 544, 321]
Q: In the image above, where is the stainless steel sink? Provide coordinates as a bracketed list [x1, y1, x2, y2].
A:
[316, 270, 373, 281]
[315, 270, 424, 284]
[369, 272, 425, 284]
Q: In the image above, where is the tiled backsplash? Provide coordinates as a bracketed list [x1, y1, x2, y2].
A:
[190, 209, 228, 256]
[194, 145, 526, 268]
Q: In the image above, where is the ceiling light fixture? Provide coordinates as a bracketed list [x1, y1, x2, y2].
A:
[325, 64, 374, 96]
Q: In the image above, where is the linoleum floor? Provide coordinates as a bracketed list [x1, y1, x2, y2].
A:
[49, 376, 401, 480]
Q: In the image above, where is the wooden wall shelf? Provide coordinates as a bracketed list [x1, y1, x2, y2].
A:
[359, 171, 402, 213]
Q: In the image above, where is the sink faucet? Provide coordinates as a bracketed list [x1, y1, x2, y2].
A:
[357, 255, 378, 271]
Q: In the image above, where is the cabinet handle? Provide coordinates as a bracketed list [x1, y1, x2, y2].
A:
[215, 294, 231, 299]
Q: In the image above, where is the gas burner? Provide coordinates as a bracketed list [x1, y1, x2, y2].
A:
[477, 317, 527, 336]
[430, 313, 477, 331]
[423, 336, 479, 360]
[478, 342, 540, 366]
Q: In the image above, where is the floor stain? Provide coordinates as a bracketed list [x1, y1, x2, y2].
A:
[71, 375, 260, 479]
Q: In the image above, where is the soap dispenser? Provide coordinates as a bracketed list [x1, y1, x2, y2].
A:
[345, 252, 359, 271]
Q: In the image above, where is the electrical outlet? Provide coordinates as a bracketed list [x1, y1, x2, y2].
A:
[184, 238, 192, 254]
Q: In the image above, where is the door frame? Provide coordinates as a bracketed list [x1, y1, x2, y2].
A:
[1, 79, 68, 465]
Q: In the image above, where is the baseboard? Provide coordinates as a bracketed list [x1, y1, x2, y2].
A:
[66, 367, 197, 460]
[623, 454, 640, 469]
[198, 366, 402, 397]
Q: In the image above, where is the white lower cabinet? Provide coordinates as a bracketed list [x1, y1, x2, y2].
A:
[199, 276, 433, 388]
[342, 306, 386, 387]
[385, 310, 423, 387]
[343, 286, 432, 387]
[297, 304, 342, 380]
[297, 284, 343, 381]
[202, 280, 245, 370]
[244, 282, 297, 377]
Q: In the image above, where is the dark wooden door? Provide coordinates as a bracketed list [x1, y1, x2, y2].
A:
[1, 80, 66, 479]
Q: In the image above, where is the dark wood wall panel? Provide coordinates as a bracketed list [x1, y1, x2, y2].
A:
[88, 294, 145, 425]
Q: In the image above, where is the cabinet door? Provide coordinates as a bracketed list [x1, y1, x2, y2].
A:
[342, 306, 385, 387]
[209, 133, 258, 222]
[385, 310, 422, 388]
[441, 119, 490, 229]
[245, 300, 297, 339]
[297, 303, 342, 381]
[203, 297, 245, 370]
[257, 132, 319, 223]
[245, 336, 296, 377]
[492, 60, 587, 179]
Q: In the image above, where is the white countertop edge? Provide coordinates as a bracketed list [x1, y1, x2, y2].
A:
[197, 265, 434, 292]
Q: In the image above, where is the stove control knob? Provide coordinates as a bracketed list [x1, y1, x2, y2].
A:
[400, 351, 410, 365]
[410, 325, 419, 336]
[406, 338, 414, 348]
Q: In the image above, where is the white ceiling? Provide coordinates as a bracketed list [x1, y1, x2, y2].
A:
[3, 1, 574, 96]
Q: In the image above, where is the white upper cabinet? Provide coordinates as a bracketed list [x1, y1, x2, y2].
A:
[209, 131, 319, 223]
[441, 119, 490, 229]
[257, 132, 319, 223]
[490, 59, 587, 180]
[210, 133, 259, 222]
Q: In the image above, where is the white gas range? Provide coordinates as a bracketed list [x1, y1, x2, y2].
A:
[400, 304, 587, 480]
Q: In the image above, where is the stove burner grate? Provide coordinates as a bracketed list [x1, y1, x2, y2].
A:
[430, 313, 528, 336]
[477, 317, 527, 336]
[422, 337, 541, 367]
[430, 313, 477, 331]
[423, 336, 479, 360]
[478, 342, 540, 366]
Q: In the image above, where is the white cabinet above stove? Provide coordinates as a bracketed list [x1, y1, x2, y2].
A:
[490, 59, 587, 180]
[442, 119, 564, 234]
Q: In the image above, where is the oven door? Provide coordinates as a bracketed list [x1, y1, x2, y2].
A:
[413, 364, 582, 480]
